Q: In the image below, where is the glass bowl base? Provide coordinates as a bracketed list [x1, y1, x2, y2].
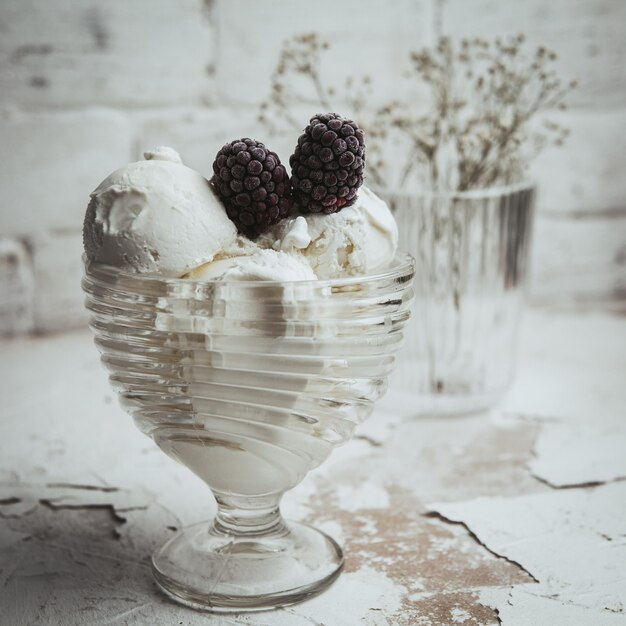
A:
[152, 520, 344, 612]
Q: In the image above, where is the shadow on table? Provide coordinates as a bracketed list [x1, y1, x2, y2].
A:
[0, 503, 184, 623]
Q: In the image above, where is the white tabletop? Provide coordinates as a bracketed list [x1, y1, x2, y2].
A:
[1, 308, 625, 626]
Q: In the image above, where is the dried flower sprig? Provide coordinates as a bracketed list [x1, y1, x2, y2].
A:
[257, 33, 387, 187]
[258, 33, 331, 133]
[258, 33, 576, 192]
[392, 35, 577, 190]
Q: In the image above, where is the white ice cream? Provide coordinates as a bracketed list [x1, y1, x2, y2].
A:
[259, 186, 398, 279]
[83, 147, 237, 276]
[185, 238, 316, 282]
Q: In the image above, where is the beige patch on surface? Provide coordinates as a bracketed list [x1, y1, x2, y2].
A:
[306, 481, 532, 624]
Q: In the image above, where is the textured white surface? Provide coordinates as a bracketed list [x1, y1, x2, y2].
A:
[432, 482, 626, 618]
[1, 308, 625, 624]
[479, 587, 626, 626]
[530, 423, 626, 487]
[503, 310, 626, 424]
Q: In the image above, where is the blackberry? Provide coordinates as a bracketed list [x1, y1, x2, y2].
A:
[289, 113, 365, 214]
[210, 138, 291, 237]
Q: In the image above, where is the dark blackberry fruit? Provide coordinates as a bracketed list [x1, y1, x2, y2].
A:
[210, 138, 291, 237]
[289, 113, 366, 214]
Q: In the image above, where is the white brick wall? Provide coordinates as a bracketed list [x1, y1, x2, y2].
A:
[133, 107, 271, 176]
[531, 214, 626, 306]
[214, 0, 431, 107]
[0, 0, 214, 107]
[0, 0, 624, 335]
[31, 231, 87, 333]
[0, 110, 132, 235]
[440, 0, 626, 109]
[531, 110, 626, 215]
[0, 239, 34, 336]
[0, 109, 132, 334]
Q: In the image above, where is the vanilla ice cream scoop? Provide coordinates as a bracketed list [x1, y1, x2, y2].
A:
[260, 186, 398, 279]
[186, 238, 316, 282]
[83, 147, 237, 276]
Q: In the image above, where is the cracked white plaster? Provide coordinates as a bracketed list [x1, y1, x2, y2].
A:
[530, 423, 626, 487]
[0, 498, 38, 518]
[354, 406, 406, 446]
[449, 607, 472, 623]
[504, 311, 626, 425]
[334, 481, 391, 513]
[430, 482, 626, 618]
[287, 566, 404, 626]
[0, 483, 151, 519]
[0, 527, 29, 551]
[1, 312, 625, 623]
[0, 529, 31, 594]
[480, 587, 626, 626]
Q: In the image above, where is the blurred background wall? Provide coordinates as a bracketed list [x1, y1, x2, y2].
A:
[1, 0, 625, 335]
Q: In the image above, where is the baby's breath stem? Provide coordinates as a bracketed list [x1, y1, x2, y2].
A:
[258, 33, 575, 192]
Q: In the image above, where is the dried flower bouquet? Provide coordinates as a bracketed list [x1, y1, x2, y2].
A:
[259, 33, 576, 192]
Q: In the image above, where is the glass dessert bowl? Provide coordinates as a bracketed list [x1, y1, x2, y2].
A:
[82, 252, 414, 611]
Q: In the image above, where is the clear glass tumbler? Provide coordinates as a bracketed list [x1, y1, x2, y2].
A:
[82, 253, 414, 611]
[380, 183, 535, 415]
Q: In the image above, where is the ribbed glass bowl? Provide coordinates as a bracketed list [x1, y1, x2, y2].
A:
[82, 253, 415, 612]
